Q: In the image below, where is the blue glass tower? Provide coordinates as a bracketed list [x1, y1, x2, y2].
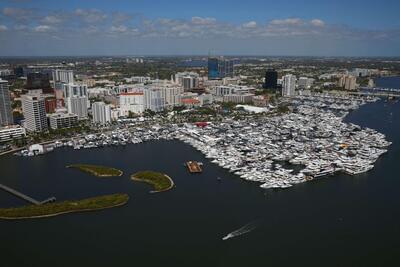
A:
[208, 57, 219, 79]
[208, 57, 234, 79]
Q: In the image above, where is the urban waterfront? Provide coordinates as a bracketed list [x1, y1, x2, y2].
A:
[0, 95, 398, 266]
[1, 0, 400, 265]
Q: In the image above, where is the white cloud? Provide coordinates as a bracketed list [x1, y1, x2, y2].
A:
[0, 8, 395, 43]
[84, 25, 99, 34]
[270, 18, 304, 26]
[310, 19, 325, 27]
[34, 25, 53, 32]
[75, 8, 107, 24]
[242, 21, 257, 28]
[42, 15, 63, 24]
[110, 25, 128, 33]
[0, 25, 8, 31]
[191, 16, 216, 25]
[112, 12, 133, 25]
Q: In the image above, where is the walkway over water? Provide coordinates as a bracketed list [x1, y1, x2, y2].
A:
[0, 183, 56, 205]
[351, 92, 400, 98]
[352, 87, 400, 98]
[359, 87, 400, 94]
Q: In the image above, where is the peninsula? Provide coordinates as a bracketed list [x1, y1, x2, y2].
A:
[131, 171, 174, 193]
[67, 164, 123, 177]
[0, 193, 129, 220]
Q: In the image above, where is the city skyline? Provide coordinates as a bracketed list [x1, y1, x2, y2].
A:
[0, 0, 399, 57]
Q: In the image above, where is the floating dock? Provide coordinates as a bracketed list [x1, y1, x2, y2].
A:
[186, 161, 203, 173]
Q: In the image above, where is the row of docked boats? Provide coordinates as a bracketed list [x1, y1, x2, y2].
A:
[16, 94, 391, 191]
[173, 95, 390, 189]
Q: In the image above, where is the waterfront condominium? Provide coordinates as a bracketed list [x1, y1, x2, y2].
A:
[92, 102, 112, 125]
[338, 75, 357, 90]
[67, 96, 88, 119]
[144, 88, 165, 112]
[0, 78, 13, 126]
[48, 113, 78, 130]
[22, 94, 48, 132]
[119, 92, 145, 116]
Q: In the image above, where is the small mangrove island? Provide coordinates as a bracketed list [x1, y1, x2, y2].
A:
[131, 171, 174, 193]
[0, 193, 129, 220]
[67, 164, 123, 177]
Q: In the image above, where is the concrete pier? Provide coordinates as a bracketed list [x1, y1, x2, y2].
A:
[0, 183, 55, 205]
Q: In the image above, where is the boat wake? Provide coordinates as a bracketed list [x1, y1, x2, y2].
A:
[222, 221, 259, 241]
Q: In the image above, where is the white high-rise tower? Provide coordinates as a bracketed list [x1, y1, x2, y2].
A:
[0, 79, 13, 126]
[282, 74, 296, 97]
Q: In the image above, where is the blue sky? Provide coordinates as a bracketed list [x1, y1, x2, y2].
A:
[0, 0, 399, 56]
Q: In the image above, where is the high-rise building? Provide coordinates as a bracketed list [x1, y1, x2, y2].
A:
[182, 77, 196, 90]
[22, 95, 48, 132]
[0, 69, 12, 77]
[213, 85, 255, 96]
[92, 102, 112, 125]
[208, 57, 234, 79]
[344, 76, 357, 90]
[63, 83, 89, 118]
[160, 86, 184, 107]
[297, 77, 314, 89]
[119, 92, 145, 116]
[218, 59, 234, 79]
[351, 68, 370, 77]
[13, 67, 24, 78]
[173, 72, 199, 90]
[144, 88, 165, 112]
[26, 73, 53, 94]
[0, 79, 13, 126]
[45, 97, 57, 113]
[67, 96, 88, 119]
[62, 83, 87, 98]
[263, 69, 278, 89]
[338, 75, 357, 90]
[52, 70, 74, 84]
[208, 57, 219, 79]
[282, 74, 296, 97]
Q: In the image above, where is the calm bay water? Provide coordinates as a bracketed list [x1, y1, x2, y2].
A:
[375, 76, 400, 88]
[1, 87, 400, 266]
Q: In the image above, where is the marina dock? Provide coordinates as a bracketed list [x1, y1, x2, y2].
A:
[0, 183, 56, 205]
[186, 161, 203, 173]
